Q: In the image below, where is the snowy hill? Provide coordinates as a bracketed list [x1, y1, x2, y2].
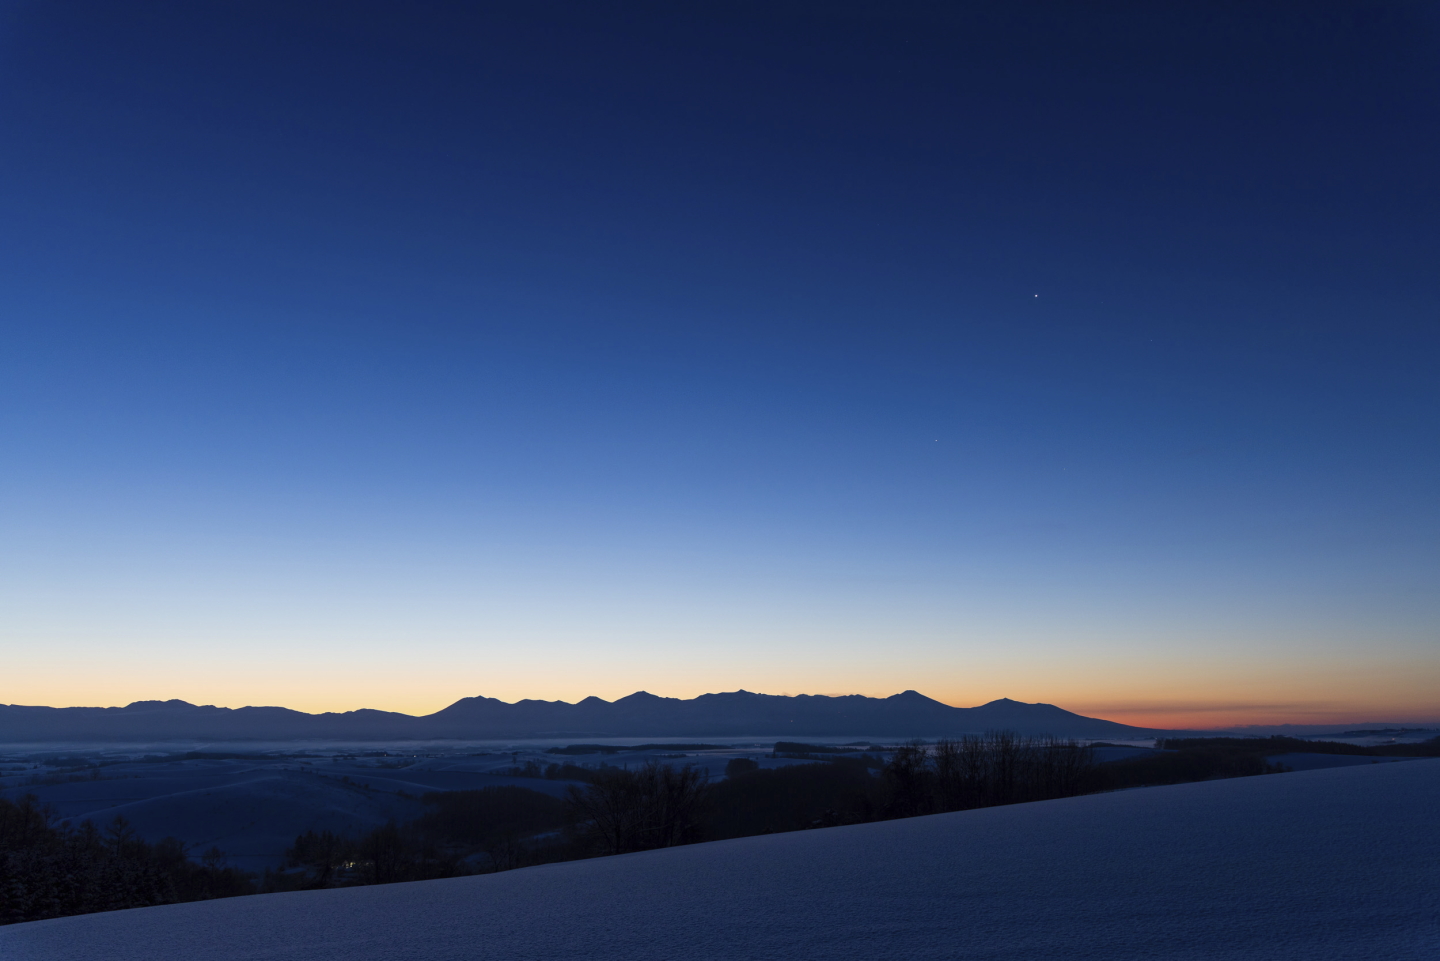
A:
[4, 759, 1435, 959]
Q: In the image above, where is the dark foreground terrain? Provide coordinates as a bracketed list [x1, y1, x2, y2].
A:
[3, 732, 1435, 925]
[3, 759, 1436, 960]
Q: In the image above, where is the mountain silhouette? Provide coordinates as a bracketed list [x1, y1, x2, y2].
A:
[0, 691, 1157, 741]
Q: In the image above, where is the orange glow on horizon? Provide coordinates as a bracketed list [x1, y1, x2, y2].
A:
[7, 638, 1437, 731]
[8, 681, 1439, 732]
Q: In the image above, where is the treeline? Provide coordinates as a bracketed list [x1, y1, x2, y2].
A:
[0, 795, 253, 926]
[773, 741, 879, 757]
[1093, 734, 1440, 788]
[1100, 746, 1282, 787]
[271, 735, 1102, 888]
[545, 744, 726, 756]
[1368, 736, 1440, 757]
[707, 734, 1100, 837]
[1157, 735, 1440, 758]
[273, 785, 579, 888]
[505, 759, 603, 781]
[275, 821, 467, 890]
[521, 735, 1099, 858]
[883, 735, 1098, 816]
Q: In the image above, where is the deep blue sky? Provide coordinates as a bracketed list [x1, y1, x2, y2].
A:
[2, 1, 1437, 724]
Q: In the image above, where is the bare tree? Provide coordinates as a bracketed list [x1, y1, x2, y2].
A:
[566, 760, 709, 855]
[888, 732, 1098, 817]
[883, 741, 935, 818]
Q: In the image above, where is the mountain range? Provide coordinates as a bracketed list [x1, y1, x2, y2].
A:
[0, 691, 1159, 742]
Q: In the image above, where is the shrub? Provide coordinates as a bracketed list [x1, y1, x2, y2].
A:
[417, 786, 566, 847]
[706, 759, 879, 838]
[724, 757, 759, 778]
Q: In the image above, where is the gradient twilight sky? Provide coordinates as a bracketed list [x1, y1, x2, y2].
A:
[2, 2, 1437, 728]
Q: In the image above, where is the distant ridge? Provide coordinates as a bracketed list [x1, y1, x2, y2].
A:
[0, 691, 1156, 742]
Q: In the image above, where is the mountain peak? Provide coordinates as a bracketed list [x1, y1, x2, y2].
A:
[888, 690, 941, 704]
[615, 691, 666, 704]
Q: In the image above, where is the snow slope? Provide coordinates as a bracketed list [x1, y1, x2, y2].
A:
[4, 760, 1437, 960]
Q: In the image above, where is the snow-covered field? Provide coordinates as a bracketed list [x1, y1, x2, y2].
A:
[4, 758, 1436, 960]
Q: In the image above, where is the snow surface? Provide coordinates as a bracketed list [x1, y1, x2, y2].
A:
[4, 760, 1437, 960]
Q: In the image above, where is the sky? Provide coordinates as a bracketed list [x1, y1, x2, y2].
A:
[1, 1, 1437, 729]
